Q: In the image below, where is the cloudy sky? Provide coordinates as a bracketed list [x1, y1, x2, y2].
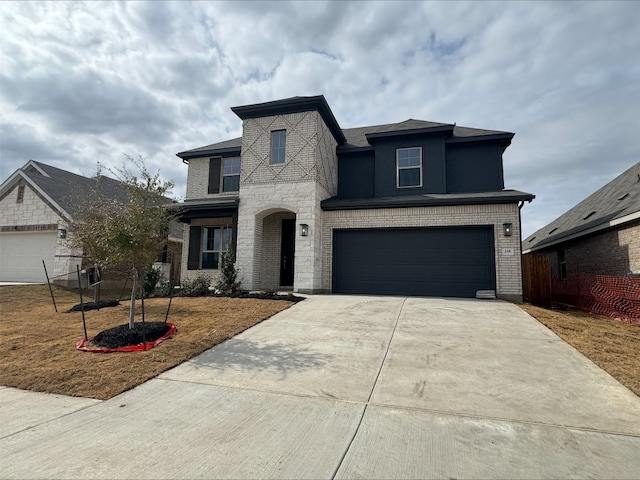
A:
[1, 1, 638, 237]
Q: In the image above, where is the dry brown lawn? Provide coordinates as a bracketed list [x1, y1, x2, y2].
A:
[519, 303, 640, 397]
[1, 285, 638, 400]
[0, 285, 292, 399]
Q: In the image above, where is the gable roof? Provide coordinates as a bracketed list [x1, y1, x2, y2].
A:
[523, 161, 640, 253]
[177, 118, 513, 159]
[0, 161, 131, 221]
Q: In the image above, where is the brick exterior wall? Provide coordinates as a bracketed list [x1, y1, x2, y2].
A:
[322, 203, 523, 299]
[235, 112, 338, 292]
[185, 156, 240, 200]
[0, 182, 81, 285]
[545, 221, 640, 277]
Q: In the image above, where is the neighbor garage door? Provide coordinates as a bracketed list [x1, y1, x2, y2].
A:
[332, 226, 495, 297]
[0, 232, 57, 283]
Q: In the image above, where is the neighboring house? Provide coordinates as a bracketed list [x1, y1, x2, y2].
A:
[522, 161, 640, 278]
[177, 95, 534, 300]
[0, 161, 183, 285]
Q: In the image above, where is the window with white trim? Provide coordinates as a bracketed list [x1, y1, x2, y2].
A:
[201, 226, 232, 269]
[271, 130, 286, 164]
[396, 147, 422, 188]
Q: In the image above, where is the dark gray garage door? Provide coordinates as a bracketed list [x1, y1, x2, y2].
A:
[332, 226, 495, 297]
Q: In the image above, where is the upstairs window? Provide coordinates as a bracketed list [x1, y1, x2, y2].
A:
[396, 147, 422, 188]
[271, 130, 286, 165]
[208, 156, 241, 194]
[201, 226, 232, 269]
[222, 157, 241, 192]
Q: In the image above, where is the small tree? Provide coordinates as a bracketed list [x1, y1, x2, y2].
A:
[69, 155, 175, 328]
[215, 242, 240, 293]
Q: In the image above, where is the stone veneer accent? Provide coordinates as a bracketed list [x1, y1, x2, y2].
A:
[0, 183, 81, 285]
[322, 203, 523, 299]
[236, 112, 338, 292]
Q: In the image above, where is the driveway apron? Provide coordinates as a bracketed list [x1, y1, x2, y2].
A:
[1, 296, 639, 479]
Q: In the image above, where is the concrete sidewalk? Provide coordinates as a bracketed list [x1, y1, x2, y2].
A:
[1, 296, 639, 479]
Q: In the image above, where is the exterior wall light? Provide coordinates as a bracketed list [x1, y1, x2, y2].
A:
[503, 222, 513, 237]
[58, 228, 67, 239]
[300, 223, 309, 236]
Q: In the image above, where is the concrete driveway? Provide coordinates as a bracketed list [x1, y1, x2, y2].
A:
[1, 296, 639, 479]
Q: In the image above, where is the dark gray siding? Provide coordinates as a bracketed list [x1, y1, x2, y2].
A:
[445, 143, 504, 193]
[337, 152, 375, 199]
[374, 136, 446, 196]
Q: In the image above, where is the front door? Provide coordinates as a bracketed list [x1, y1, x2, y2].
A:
[279, 219, 295, 287]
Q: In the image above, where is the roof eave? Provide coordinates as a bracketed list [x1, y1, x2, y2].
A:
[176, 146, 242, 162]
[446, 132, 514, 146]
[365, 124, 455, 143]
[321, 192, 535, 211]
[231, 95, 347, 145]
[523, 210, 640, 254]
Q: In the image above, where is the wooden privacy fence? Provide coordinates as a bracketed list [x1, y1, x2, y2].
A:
[522, 254, 551, 308]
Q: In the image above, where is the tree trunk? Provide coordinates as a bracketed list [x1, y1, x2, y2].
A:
[129, 269, 137, 329]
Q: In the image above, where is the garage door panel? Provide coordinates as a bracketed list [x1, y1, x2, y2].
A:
[0, 232, 57, 283]
[333, 227, 495, 298]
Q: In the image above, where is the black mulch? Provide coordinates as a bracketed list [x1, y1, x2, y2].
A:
[213, 292, 306, 302]
[92, 322, 171, 349]
[67, 300, 120, 312]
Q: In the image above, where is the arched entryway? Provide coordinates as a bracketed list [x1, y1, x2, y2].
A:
[255, 208, 296, 290]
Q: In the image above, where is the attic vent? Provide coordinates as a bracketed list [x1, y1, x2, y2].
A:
[549, 227, 558, 235]
[583, 211, 596, 220]
[618, 193, 629, 201]
[528, 236, 536, 242]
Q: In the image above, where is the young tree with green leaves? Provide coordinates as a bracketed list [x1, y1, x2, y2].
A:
[69, 155, 176, 328]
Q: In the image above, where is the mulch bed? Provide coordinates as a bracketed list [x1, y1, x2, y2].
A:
[67, 300, 120, 312]
[213, 291, 305, 302]
[92, 321, 171, 348]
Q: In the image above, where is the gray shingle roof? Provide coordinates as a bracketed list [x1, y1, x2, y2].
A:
[523, 161, 640, 253]
[178, 119, 512, 156]
[20, 161, 131, 218]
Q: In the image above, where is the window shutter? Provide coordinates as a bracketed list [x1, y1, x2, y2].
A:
[187, 226, 202, 270]
[208, 158, 221, 194]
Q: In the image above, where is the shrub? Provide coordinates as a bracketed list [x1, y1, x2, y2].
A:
[180, 273, 212, 297]
[141, 268, 164, 298]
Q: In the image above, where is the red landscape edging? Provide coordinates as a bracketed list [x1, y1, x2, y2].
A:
[76, 322, 178, 353]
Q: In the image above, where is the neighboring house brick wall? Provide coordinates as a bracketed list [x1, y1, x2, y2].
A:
[0, 183, 81, 284]
[322, 203, 523, 299]
[546, 222, 640, 277]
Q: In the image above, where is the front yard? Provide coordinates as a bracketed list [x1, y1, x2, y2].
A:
[519, 303, 640, 396]
[0, 285, 292, 399]
[1, 285, 638, 400]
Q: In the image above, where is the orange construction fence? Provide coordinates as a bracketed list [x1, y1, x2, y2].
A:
[551, 273, 640, 325]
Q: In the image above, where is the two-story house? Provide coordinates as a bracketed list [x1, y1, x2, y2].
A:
[176, 95, 534, 300]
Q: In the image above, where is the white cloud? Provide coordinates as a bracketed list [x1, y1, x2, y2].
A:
[1, 0, 638, 234]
